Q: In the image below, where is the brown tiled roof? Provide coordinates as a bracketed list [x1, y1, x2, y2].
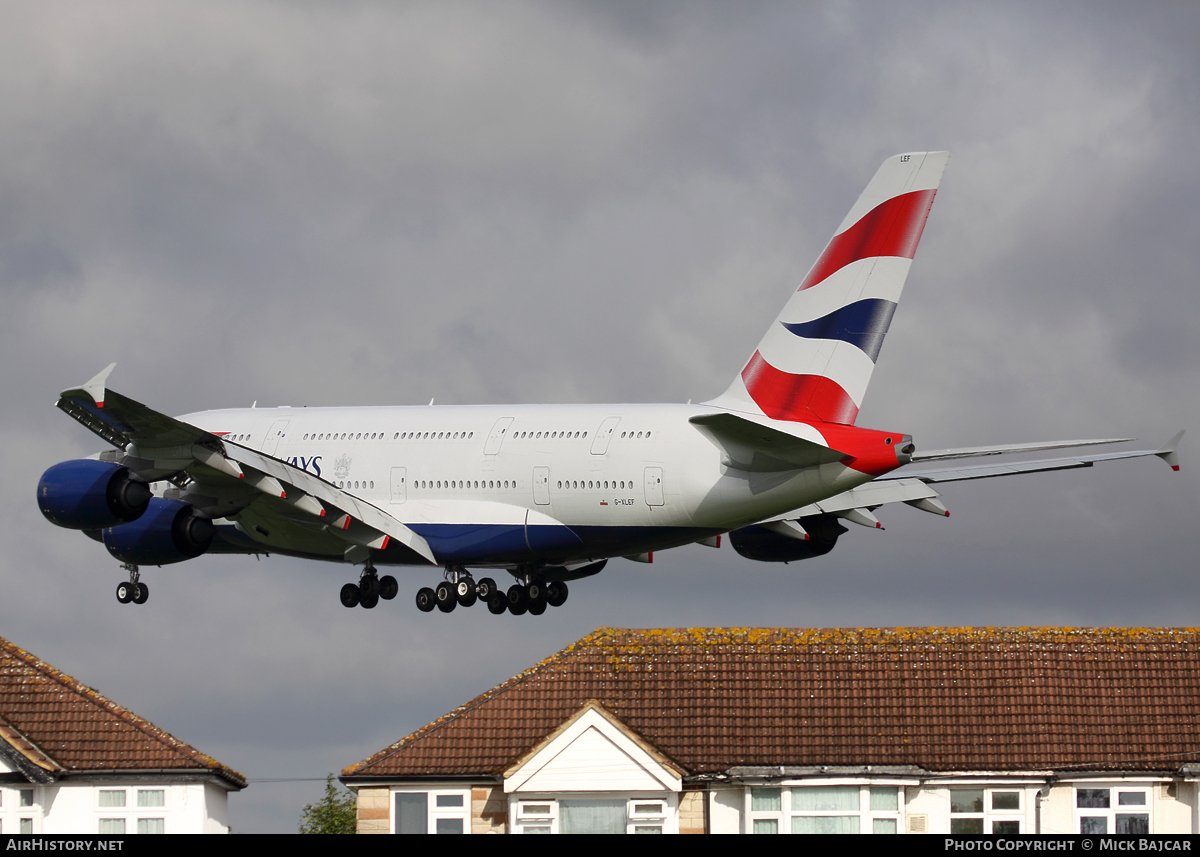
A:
[343, 627, 1200, 779]
[0, 634, 245, 787]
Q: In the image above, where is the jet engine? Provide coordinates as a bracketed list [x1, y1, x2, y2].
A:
[102, 498, 215, 566]
[37, 459, 151, 530]
[728, 513, 849, 562]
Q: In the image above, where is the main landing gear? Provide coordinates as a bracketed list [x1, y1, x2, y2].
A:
[415, 568, 568, 616]
[115, 563, 149, 605]
[339, 565, 399, 610]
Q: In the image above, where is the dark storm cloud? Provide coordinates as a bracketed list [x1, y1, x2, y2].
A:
[1, 0, 1198, 830]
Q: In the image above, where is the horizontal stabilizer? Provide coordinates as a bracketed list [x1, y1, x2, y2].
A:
[910, 437, 1133, 463]
[689, 412, 846, 472]
[890, 434, 1184, 484]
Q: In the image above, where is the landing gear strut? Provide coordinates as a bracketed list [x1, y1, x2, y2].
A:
[115, 563, 148, 605]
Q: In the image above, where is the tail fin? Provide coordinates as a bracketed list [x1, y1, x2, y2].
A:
[708, 151, 949, 425]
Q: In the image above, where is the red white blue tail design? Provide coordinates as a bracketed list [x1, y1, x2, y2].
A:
[709, 151, 949, 425]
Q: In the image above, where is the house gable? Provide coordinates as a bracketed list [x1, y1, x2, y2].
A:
[504, 703, 682, 794]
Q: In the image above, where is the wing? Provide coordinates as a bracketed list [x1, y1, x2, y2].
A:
[756, 433, 1183, 531]
[56, 365, 437, 565]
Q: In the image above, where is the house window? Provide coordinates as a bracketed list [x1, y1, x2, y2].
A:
[516, 801, 554, 834]
[513, 797, 673, 834]
[1076, 787, 1150, 834]
[560, 798, 627, 834]
[137, 818, 165, 834]
[98, 790, 125, 807]
[19, 790, 34, 808]
[393, 789, 470, 834]
[949, 788, 1024, 834]
[138, 790, 165, 807]
[749, 784, 903, 834]
[98, 818, 126, 834]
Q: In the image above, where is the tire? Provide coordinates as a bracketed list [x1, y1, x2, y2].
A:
[506, 584, 528, 616]
[378, 575, 399, 600]
[486, 594, 507, 615]
[116, 582, 133, 604]
[456, 578, 478, 608]
[132, 582, 149, 605]
[340, 583, 361, 608]
[528, 599, 546, 615]
[526, 581, 546, 604]
[415, 587, 436, 612]
[476, 577, 497, 601]
[359, 575, 380, 600]
[546, 580, 569, 607]
[360, 591, 379, 610]
[435, 581, 457, 613]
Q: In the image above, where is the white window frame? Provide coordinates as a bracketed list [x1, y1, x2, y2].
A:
[0, 786, 43, 834]
[947, 786, 1026, 834]
[745, 782, 906, 834]
[1073, 783, 1153, 835]
[509, 794, 678, 834]
[390, 787, 472, 834]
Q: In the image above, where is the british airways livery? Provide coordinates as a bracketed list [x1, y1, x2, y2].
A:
[36, 152, 1182, 615]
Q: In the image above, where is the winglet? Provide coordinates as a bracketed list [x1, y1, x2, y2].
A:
[71, 363, 117, 409]
[1156, 430, 1185, 471]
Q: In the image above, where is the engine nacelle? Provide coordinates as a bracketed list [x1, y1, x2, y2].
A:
[38, 460, 151, 530]
[102, 498, 215, 566]
[728, 513, 849, 563]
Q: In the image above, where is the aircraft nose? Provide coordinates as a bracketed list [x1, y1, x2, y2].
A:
[896, 434, 915, 464]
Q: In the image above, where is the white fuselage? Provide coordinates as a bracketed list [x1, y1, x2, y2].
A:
[181, 403, 873, 568]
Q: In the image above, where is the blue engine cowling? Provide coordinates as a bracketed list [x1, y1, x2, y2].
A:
[38, 459, 152, 530]
[102, 498, 215, 566]
[728, 513, 848, 562]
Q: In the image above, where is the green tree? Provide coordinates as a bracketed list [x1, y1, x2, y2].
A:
[299, 774, 357, 834]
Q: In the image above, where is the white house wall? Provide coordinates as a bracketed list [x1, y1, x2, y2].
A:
[701, 776, 1196, 835]
[2, 780, 230, 834]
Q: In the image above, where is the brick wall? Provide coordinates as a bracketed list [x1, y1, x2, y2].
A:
[679, 790, 705, 834]
[356, 786, 390, 834]
[472, 785, 507, 834]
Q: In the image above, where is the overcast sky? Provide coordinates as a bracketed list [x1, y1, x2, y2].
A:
[3, 0, 1199, 832]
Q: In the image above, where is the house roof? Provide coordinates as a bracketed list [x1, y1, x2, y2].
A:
[0, 633, 245, 788]
[343, 626, 1200, 780]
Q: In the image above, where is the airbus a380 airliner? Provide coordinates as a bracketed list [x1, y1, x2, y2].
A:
[37, 151, 1182, 615]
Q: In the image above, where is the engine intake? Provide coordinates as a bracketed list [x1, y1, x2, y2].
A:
[38, 460, 151, 529]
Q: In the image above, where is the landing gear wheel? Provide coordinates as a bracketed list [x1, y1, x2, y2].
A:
[132, 582, 149, 605]
[435, 581, 457, 613]
[487, 594, 507, 615]
[116, 582, 134, 604]
[456, 578, 478, 608]
[476, 577, 498, 602]
[506, 584, 528, 616]
[340, 583, 361, 608]
[526, 581, 545, 603]
[359, 574, 380, 600]
[378, 575, 399, 600]
[360, 591, 379, 609]
[415, 587, 436, 613]
[546, 580, 569, 607]
[528, 598, 546, 615]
